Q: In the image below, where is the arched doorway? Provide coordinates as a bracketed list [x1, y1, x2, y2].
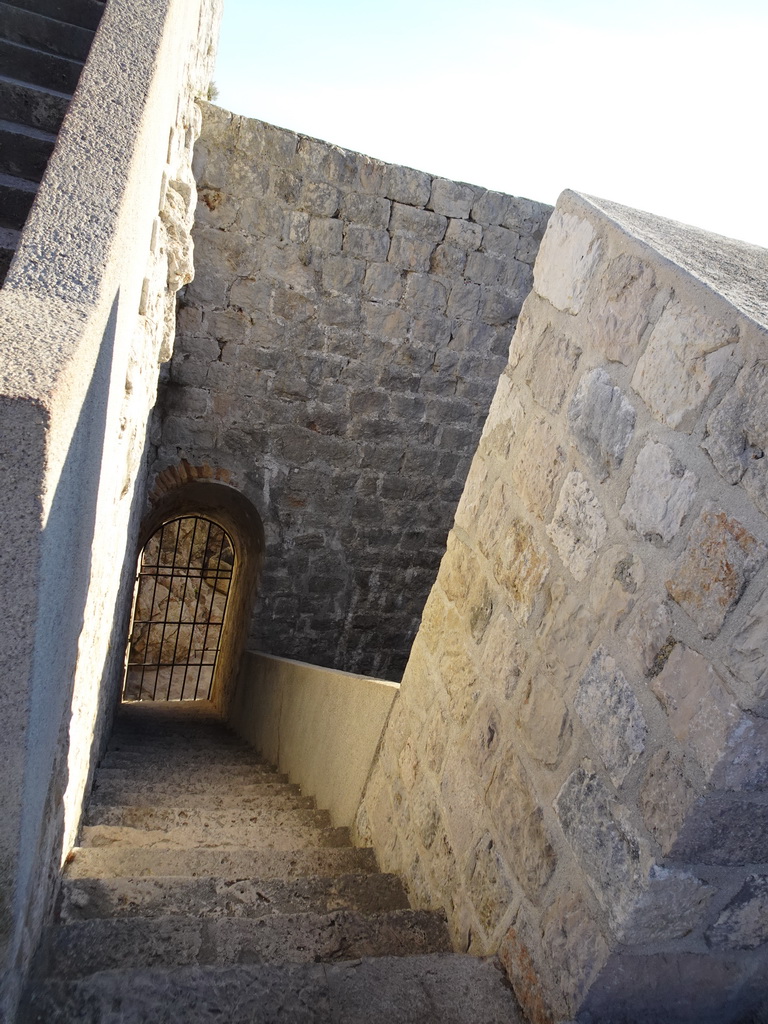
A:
[123, 515, 235, 701]
[122, 480, 265, 708]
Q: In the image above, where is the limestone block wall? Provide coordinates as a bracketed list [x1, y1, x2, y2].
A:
[0, 1, 221, 1017]
[359, 190, 768, 1023]
[151, 104, 552, 679]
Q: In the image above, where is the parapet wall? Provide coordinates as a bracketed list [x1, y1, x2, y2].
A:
[359, 190, 768, 1023]
[151, 104, 552, 679]
[0, 1, 220, 1016]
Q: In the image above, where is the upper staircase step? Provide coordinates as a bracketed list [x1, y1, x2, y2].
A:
[58, 872, 412, 922]
[84, 803, 327, 831]
[0, 170, 37, 230]
[0, 74, 70, 132]
[19, 956, 525, 1024]
[6, 0, 105, 31]
[0, 117, 56, 181]
[0, 3, 94, 62]
[0, 37, 81, 93]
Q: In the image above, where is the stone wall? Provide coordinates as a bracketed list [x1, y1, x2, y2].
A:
[358, 190, 768, 1023]
[0, 1, 221, 1017]
[151, 104, 552, 679]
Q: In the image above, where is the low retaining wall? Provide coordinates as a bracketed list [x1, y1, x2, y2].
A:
[230, 651, 398, 827]
[359, 189, 768, 1023]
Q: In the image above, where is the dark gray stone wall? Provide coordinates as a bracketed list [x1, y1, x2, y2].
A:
[152, 102, 551, 679]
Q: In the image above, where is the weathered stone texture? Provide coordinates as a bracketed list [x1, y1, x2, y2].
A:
[568, 368, 635, 482]
[704, 359, 768, 515]
[666, 505, 767, 638]
[573, 649, 647, 787]
[546, 471, 607, 581]
[362, 190, 768, 1022]
[621, 440, 697, 543]
[155, 104, 552, 679]
[632, 300, 740, 431]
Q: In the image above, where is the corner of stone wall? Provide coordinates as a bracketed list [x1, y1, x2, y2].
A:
[360, 188, 768, 1023]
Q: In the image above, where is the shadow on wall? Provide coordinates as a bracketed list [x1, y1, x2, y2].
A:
[3, 292, 122, 1017]
[134, 479, 265, 714]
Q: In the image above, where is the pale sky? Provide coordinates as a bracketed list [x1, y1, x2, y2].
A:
[214, 0, 768, 248]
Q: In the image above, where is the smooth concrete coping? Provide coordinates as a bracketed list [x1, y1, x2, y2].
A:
[230, 652, 399, 829]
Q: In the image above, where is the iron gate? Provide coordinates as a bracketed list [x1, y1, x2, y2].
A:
[122, 515, 235, 701]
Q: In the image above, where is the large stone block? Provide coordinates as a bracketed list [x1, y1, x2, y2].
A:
[666, 505, 767, 638]
[522, 325, 582, 414]
[383, 164, 432, 207]
[649, 644, 768, 791]
[671, 794, 768, 864]
[568, 368, 636, 482]
[573, 648, 647, 787]
[704, 359, 768, 516]
[478, 489, 549, 623]
[533, 208, 603, 315]
[556, 768, 651, 931]
[540, 889, 611, 1018]
[588, 253, 658, 364]
[510, 416, 568, 521]
[546, 472, 607, 582]
[639, 748, 698, 856]
[389, 203, 447, 241]
[632, 299, 740, 431]
[515, 677, 572, 768]
[428, 178, 476, 219]
[706, 874, 768, 950]
[342, 224, 390, 262]
[726, 586, 768, 712]
[338, 192, 390, 229]
[487, 752, 556, 899]
[621, 440, 697, 543]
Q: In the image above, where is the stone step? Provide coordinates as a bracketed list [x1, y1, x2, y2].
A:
[0, 73, 70, 132]
[79, 821, 351, 852]
[0, 118, 56, 182]
[0, 170, 37, 229]
[100, 749, 270, 769]
[64, 844, 379, 880]
[117, 698, 221, 721]
[94, 763, 280, 784]
[90, 778, 296, 807]
[84, 803, 325, 831]
[0, 37, 82, 93]
[19, 956, 524, 1024]
[0, 3, 94, 62]
[108, 730, 250, 748]
[8, 0, 104, 32]
[88, 783, 310, 811]
[58, 873, 411, 922]
[38, 910, 452, 979]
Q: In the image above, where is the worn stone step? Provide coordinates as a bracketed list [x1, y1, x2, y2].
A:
[0, 170, 37, 229]
[95, 763, 280, 785]
[19, 956, 524, 1024]
[0, 118, 56, 181]
[108, 729, 248, 747]
[80, 821, 351, 851]
[64, 844, 379, 880]
[100, 750, 270, 769]
[88, 782, 308, 810]
[0, 73, 70, 132]
[39, 909, 452, 979]
[0, 37, 82, 93]
[58, 873, 411, 922]
[84, 803, 324, 831]
[0, 3, 94, 61]
[90, 777, 295, 806]
[9, 0, 104, 32]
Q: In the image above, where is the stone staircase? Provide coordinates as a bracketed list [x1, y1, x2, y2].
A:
[19, 700, 523, 1023]
[0, 0, 106, 285]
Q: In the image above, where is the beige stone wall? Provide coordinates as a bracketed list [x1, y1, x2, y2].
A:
[0, 1, 221, 1016]
[359, 190, 768, 1023]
